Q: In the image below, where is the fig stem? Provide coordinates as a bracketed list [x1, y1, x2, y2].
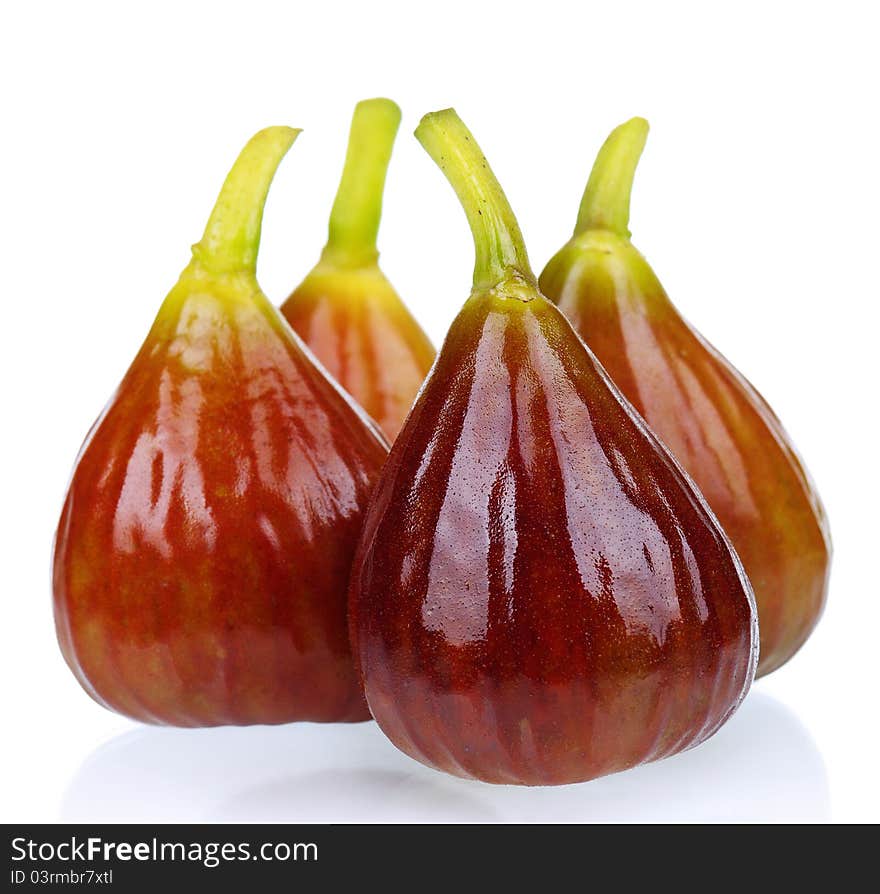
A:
[575, 117, 649, 239]
[415, 108, 535, 292]
[322, 98, 401, 268]
[192, 126, 300, 275]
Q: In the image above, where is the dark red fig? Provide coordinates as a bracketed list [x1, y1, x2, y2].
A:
[539, 118, 831, 676]
[53, 127, 388, 726]
[349, 110, 758, 785]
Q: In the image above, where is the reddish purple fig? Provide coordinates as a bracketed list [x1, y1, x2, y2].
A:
[349, 109, 758, 785]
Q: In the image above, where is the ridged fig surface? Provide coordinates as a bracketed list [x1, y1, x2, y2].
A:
[350, 290, 758, 784]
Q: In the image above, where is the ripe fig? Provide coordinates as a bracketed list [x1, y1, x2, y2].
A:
[281, 99, 435, 440]
[539, 118, 831, 676]
[349, 110, 758, 785]
[53, 127, 388, 726]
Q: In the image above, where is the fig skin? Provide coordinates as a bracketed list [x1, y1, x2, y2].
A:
[540, 119, 831, 676]
[282, 262, 435, 441]
[349, 110, 758, 785]
[53, 129, 388, 726]
[281, 99, 435, 441]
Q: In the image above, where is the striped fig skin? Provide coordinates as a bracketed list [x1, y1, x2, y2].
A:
[540, 232, 831, 675]
[349, 289, 758, 785]
[53, 274, 388, 726]
[281, 265, 435, 441]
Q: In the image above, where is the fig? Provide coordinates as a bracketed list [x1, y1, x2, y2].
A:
[53, 127, 388, 726]
[349, 109, 758, 785]
[539, 118, 831, 676]
[281, 99, 435, 440]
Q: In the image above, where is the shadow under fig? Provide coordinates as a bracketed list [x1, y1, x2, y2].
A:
[61, 691, 829, 823]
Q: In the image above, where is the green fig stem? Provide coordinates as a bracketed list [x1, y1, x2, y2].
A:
[415, 108, 535, 293]
[322, 98, 401, 268]
[574, 117, 649, 240]
[191, 126, 300, 276]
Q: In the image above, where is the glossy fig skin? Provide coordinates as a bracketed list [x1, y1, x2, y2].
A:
[350, 288, 757, 785]
[540, 230, 831, 675]
[281, 264, 435, 440]
[281, 98, 435, 441]
[54, 265, 388, 725]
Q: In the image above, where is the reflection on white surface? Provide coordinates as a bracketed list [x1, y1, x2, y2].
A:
[61, 691, 829, 822]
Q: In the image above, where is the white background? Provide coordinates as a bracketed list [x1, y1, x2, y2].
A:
[2, 1, 878, 823]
